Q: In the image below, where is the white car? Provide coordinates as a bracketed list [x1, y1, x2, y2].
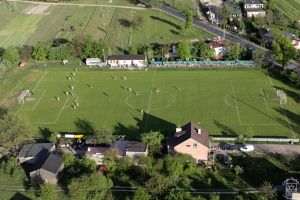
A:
[239, 144, 254, 152]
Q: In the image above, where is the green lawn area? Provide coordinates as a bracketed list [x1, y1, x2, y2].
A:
[273, 0, 300, 21]
[6, 67, 299, 138]
[0, 3, 212, 52]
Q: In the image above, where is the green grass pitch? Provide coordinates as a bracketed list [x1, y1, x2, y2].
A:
[13, 68, 300, 138]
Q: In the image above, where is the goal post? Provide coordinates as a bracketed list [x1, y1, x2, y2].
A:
[17, 90, 31, 104]
[276, 90, 287, 105]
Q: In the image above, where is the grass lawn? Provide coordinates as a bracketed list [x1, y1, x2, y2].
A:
[0, 3, 212, 51]
[7, 67, 300, 138]
[273, 0, 300, 21]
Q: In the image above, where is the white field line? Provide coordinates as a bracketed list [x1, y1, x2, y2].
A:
[146, 72, 156, 113]
[21, 90, 47, 111]
[261, 89, 269, 110]
[32, 81, 79, 125]
[16, 70, 48, 114]
[230, 80, 242, 125]
[266, 71, 296, 138]
[144, 72, 156, 132]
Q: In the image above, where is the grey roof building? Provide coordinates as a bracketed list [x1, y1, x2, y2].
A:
[18, 143, 55, 164]
[30, 154, 64, 185]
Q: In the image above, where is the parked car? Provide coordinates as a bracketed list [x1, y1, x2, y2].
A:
[219, 143, 237, 151]
[239, 144, 254, 152]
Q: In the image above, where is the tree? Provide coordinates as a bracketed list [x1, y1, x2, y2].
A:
[226, 43, 241, 60]
[132, 187, 151, 200]
[289, 71, 298, 84]
[63, 153, 76, 168]
[193, 41, 214, 60]
[129, 46, 138, 55]
[39, 184, 56, 200]
[167, 190, 205, 200]
[141, 131, 164, 155]
[234, 165, 244, 176]
[209, 194, 220, 200]
[93, 129, 115, 145]
[33, 42, 48, 61]
[2, 47, 19, 63]
[184, 9, 193, 30]
[47, 132, 57, 143]
[68, 172, 113, 200]
[272, 36, 297, 67]
[177, 42, 191, 60]
[103, 149, 118, 172]
[0, 113, 32, 151]
[78, 156, 97, 173]
[259, 181, 277, 200]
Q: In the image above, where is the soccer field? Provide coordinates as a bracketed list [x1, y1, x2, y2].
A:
[14, 68, 300, 138]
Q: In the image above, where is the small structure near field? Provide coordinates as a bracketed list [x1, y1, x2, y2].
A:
[19, 61, 27, 68]
[208, 39, 226, 60]
[243, 0, 266, 18]
[107, 55, 147, 68]
[277, 90, 287, 105]
[86, 58, 105, 66]
[17, 90, 31, 104]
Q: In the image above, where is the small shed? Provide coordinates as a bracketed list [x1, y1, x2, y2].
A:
[19, 61, 27, 68]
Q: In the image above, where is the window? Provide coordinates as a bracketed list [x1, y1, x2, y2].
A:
[186, 145, 190, 147]
[193, 143, 197, 148]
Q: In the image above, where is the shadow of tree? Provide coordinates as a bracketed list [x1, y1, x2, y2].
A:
[113, 113, 176, 140]
[274, 108, 300, 134]
[39, 127, 52, 140]
[119, 19, 132, 27]
[150, 16, 181, 30]
[213, 120, 238, 136]
[9, 192, 32, 200]
[74, 118, 96, 135]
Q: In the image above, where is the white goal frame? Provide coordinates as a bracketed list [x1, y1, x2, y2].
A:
[18, 90, 31, 104]
[277, 90, 287, 105]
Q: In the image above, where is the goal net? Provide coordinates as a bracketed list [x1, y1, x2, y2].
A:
[17, 90, 31, 104]
[277, 90, 287, 105]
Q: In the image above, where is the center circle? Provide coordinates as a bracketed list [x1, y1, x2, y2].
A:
[126, 90, 175, 111]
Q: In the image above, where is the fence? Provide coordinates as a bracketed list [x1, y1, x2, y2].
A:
[149, 60, 257, 68]
[212, 137, 299, 143]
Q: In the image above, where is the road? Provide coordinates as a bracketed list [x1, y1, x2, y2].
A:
[7, 0, 146, 10]
[254, 144, 300, 155]
[160, 6, 270, 53]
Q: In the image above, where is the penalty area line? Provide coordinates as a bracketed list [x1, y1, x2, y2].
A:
[230, 80, 242, 125]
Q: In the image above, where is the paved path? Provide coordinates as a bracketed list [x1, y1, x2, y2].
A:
[254, 144, 300, 155]
[160, 6, 270, 53]
[7, 0, 146, 10]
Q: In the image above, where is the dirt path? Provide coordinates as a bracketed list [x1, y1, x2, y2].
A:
[7, 0, 147, 10]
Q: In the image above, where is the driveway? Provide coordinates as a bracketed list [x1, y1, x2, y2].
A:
[254, 144, 300, 155]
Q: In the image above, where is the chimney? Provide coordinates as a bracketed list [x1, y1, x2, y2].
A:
[176, 127, 182, 132]
[197, 129, 202, 135]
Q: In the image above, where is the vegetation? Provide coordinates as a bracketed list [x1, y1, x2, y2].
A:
[272, 36, 297, 67]
[68, 172, 113, 200]
[0, 112, 32, 151]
